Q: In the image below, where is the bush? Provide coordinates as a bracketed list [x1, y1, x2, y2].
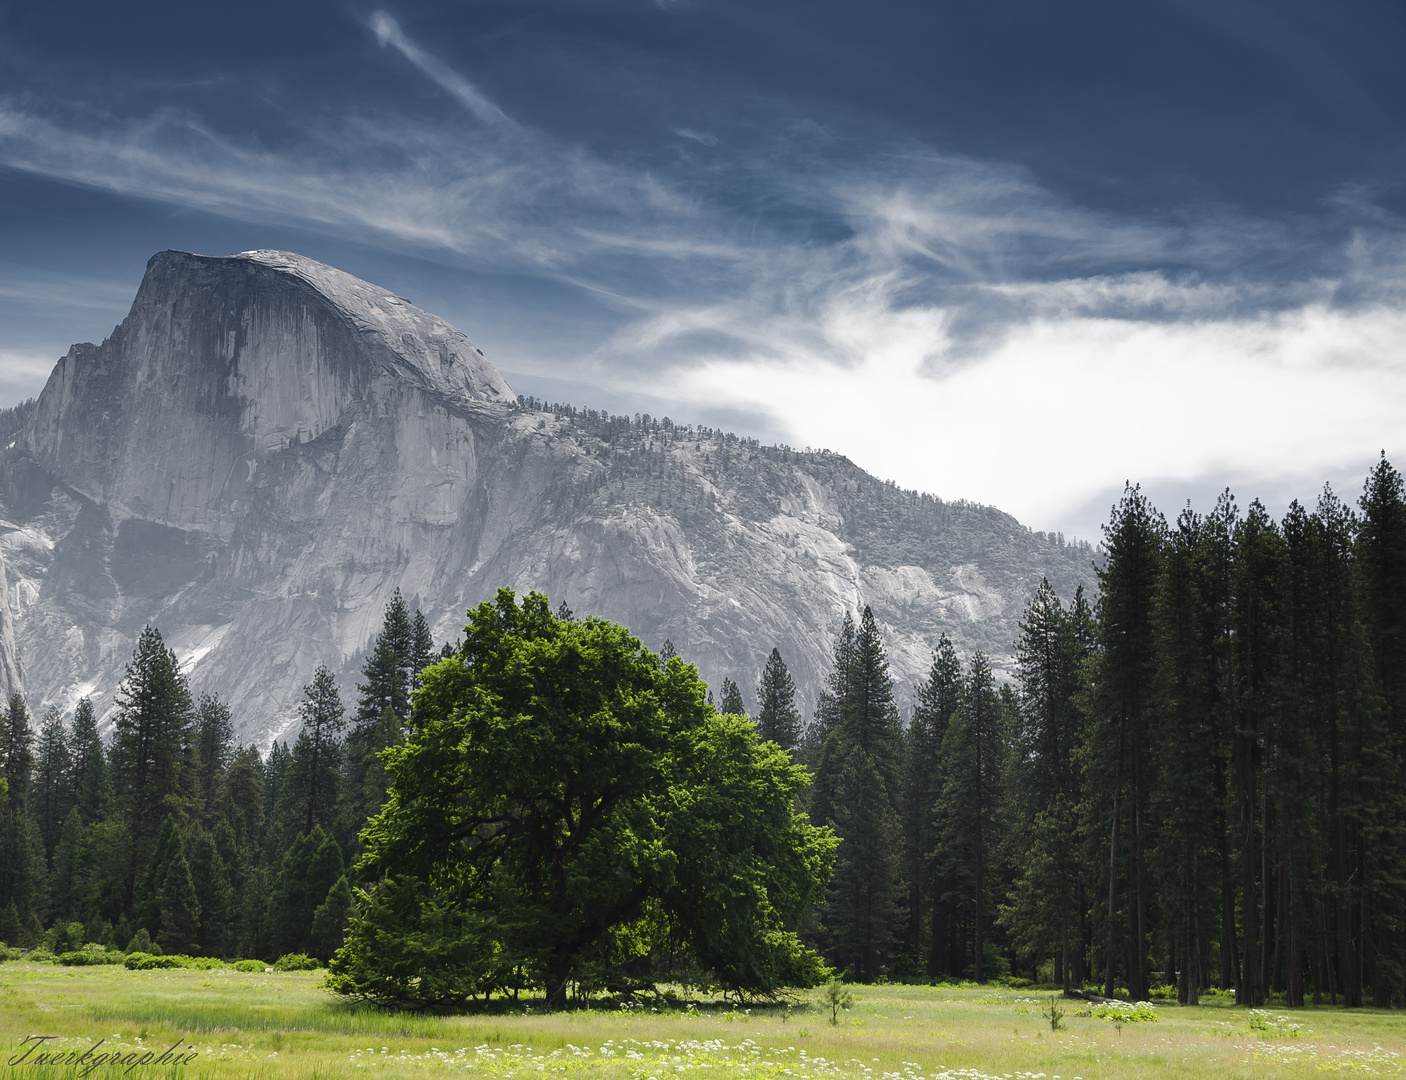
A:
[0, 946, 19, 961]
[273, 953, 320, 971]
[231, 959, 268, 973]
[1093, 1000, 1159, 1024]
[58, 950, 124, 966]
[24, 950, 57, 963]
[125, 929, 161, 955]
[124, 952, 227, 971]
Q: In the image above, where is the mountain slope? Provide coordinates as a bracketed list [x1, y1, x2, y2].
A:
[0, 250, 1094, 743]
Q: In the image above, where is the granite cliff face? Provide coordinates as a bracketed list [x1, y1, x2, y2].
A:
[0, 250, 1094, 744]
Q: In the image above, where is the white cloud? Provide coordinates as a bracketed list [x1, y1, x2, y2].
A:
[0, 348, 60, 397]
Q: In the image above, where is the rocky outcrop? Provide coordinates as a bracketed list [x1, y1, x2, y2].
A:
[0, 250, 1094, 745]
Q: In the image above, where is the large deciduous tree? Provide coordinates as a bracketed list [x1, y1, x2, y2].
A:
[329, 590, 834, 1009]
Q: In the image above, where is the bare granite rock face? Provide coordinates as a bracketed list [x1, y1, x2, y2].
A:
[0, 249, 1095, 745]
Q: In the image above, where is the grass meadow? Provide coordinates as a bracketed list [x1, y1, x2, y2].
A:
[1, 962, 1404, 1080]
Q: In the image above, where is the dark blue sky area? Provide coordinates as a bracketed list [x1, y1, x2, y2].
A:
[2, 0, 1404, 537]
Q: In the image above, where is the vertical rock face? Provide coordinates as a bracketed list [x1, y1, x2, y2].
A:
[0, 249, 1093, 744]
[0, 546, 24, 703]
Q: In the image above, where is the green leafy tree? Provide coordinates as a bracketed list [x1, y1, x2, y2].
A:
[329, 590, 833, 1009]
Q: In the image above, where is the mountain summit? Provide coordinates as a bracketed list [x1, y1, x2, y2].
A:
[0, 250, 1092, 743]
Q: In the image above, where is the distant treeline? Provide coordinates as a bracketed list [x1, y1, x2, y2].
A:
[0, 591, 434, 962]
[787, 455, 1406, 1008]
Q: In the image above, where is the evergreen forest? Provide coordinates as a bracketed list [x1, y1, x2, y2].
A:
[2, 455, 1406, 1011]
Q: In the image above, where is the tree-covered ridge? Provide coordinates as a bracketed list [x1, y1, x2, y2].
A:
[516, 396, 1092, 659]
[0, 399, 36, 450]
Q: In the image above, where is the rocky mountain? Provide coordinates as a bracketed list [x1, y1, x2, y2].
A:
[0, 249, 1096, 745]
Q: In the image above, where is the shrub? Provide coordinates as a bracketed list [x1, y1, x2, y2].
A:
[24, 950, 57, 963]
[125, 929, 161, 955]
[0, 945, 18, 961]
[231, 959, 268, 973]
[58, 950, 124, 966]
[124, 953, 227, 971]
[274, 953, 320, 971]
[1093, 1001, 1159, 1024]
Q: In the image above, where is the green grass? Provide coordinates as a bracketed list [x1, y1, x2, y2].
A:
[1, 962, 1404, 1079]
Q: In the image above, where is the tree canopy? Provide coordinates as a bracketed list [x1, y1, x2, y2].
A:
[328, 589, 835, 1009]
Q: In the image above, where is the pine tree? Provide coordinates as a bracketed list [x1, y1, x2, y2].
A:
[354, 590, 414, 731]
[718, 678, 746, 717]
[187, 827, 234, 958]
[936, 652, 1006, 982]
[411, 609, 435, 691]
[809, 612, 859, 827]
[0, 694, 35, 807]
[343, 593, 416, 847]
[310, 874, 355, 961]
[225, 745, 265, 853]
[48, 807, 85, 923]
[262, 741, 291, 860]
[32, 706, 73, 863]
[824, 742, 901, 980]
[136, 815, 182, 933]
[156, 849, 201, 955]
[110, 626, 198, 914]
[912, 636, 961, 977]
[1229, 500, 1289, 1006]
[68, 698, 106, 824]
[0, 694, 44, 927]
[268, 826, 343, 957]
[1084, 485, 1164, 1000]
[1002, 582, 1089, 990]
[754, 648, 801, 752]
[817, 607, 903, 980]
[1147, 504, 1223, 1005]
[194, 694, 234, 824]
[1356, 454, 1406, 1006]
[285, 665, 344, 836]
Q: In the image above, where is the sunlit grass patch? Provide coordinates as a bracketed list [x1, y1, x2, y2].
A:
[2, 962, 1405, 1079]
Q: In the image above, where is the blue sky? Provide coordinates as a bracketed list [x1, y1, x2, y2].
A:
[2, 0, 1405, 542]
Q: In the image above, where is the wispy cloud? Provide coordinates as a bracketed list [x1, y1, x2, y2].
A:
[369, 12, 513, 128]
[673, 127, 718, 147]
